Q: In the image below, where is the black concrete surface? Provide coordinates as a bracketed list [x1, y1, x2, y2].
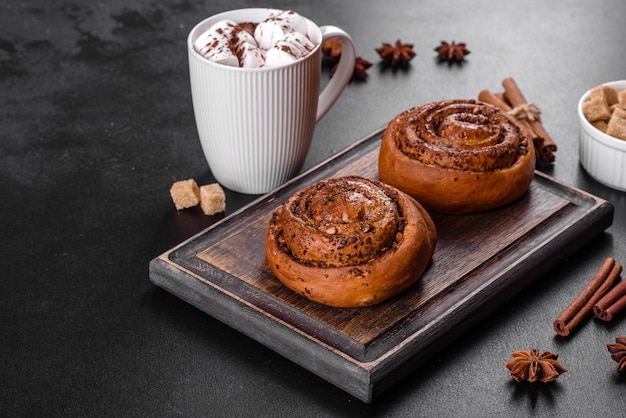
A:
[1, 0, 625, 416]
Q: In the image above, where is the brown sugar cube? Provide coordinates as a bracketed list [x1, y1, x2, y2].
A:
[606, 108, 626, 140]
[200, 183, 226, 215]
[605, 86, 619, 106]
[605, 87, 619, 106]
[589, 85, 619, 106]
[170, 179, 200, 210]
[618, 90, 626, 108]
[583, 96, 612, 122]
[610, 107, 626, 122]
[588, 86, 604, 100]
[592, 120, 608, 133]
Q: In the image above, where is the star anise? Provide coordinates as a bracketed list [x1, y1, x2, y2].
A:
[435, 41, 470, 62]
[322, 37, 342, 61]
[376, 39, 416, 68]
[607, 335, 626, 374]
[504, 348, 567, 383]
[331, 56, 372, 81]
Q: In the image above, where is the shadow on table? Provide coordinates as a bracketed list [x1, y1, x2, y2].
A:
[507, 379, 563, 410]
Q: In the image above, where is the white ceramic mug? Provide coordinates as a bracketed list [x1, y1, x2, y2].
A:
[187, 8, 356, 194]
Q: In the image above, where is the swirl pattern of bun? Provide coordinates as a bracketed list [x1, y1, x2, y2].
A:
[265, 176, 437, 308]
[379, 100, 536, 215]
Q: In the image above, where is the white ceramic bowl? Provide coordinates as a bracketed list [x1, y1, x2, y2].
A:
[578, 80, 626, 191]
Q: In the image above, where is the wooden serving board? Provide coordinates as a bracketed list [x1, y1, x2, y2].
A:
[149, 128, 614, 403]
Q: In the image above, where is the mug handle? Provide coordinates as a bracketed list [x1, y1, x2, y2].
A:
[316, 26, 356, 122]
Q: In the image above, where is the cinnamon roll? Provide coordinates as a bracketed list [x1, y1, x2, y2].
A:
[378, 100, 536, 215]
[265, 176, 437, 308]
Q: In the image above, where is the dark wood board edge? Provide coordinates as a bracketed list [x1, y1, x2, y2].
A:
[148, 255, 375, 402]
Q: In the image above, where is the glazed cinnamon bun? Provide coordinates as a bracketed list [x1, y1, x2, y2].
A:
[378, 100, 536, 215]
[265, 176, 437, 308]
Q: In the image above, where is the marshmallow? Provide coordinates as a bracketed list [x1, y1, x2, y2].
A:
[194, 20, 240, 66]
[237, 42, 266, 68]
[254, 10, 308, 51]
[264, 31, 315, 67]
[254, 21, 291, 51]
[228, 24, 257, 51]
[272, 10, 309, 37]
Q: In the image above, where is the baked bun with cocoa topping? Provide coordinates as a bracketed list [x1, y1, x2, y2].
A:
[265, 176, 437, 308]
[378, 99, 536, 215]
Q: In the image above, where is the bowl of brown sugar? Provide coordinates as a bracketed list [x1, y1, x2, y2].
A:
[578, 80, 626, 191]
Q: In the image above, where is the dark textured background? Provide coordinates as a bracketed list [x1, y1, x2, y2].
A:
[1, 0, 625, 416]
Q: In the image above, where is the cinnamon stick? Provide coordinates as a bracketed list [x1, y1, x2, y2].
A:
[478, 89, 512, 111]
[494, 92, 506, 103]
[553, 258, 622, 336]
[594, 279, 626, 321]
[502, 77, 557, 163]
[502, 77, 530, 109]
